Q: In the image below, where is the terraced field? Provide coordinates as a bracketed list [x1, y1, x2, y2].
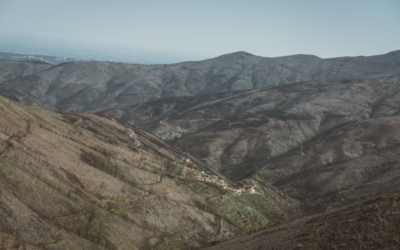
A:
[205, 190, 400, 250]
[210, 190, 285, 234]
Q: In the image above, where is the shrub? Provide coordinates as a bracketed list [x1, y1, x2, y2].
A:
[80, 150, 119, 177]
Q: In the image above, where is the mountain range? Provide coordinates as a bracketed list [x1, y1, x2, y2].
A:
[0, 50, 400, 249]
[0, 50, 399, 112]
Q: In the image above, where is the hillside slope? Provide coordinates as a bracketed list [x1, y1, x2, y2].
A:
[1, 50, 399, 112]
[0, 59, 52, 83]
[0, 85, 52, 109]
[204, 190, 400, 250]
[105, 75, 400, 216]
[0, 96, 298, 250]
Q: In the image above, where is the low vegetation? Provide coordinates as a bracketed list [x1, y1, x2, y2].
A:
[0, 96, 293, 249]
[204, 190, 400, 250]
[2, 89, 399, 249]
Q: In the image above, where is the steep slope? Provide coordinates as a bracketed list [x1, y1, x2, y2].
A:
[0, 59, 52, 83]
[204, 190, 400, 250]
[105, 75, 400, 216]
[1, 50, 399, 112]
[0, 85, 52, 109]
[0, 96, 296, 250]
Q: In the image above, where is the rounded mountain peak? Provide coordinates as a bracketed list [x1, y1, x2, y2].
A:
[214, 51, 258, 61]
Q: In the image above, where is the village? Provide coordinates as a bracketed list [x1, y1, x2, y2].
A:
[189, 168, 257, 195]
[154, 127, 183, 141]
[152, 127, 258, 195]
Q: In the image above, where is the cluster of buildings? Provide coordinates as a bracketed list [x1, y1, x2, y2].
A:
[189, 169, 257, 194]
[155, 128, 183, 141]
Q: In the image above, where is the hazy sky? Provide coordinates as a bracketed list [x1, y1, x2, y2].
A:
[0, 0, 399, 59]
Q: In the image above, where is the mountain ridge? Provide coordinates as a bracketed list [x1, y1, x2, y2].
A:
[1, 50, 400, 249]
[1, 50, 399, 113]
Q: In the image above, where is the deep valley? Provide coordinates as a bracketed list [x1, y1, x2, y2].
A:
[0, 50, 400, 249]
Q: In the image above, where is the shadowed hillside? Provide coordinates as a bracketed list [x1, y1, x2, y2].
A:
[0, 85, 52, 109]
[105, 75, 400, 218]
[0, 59, 52, 83]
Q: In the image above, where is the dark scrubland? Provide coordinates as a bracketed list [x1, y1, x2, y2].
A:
[109, 75, 400, 198]
[107, 75, 400, 249]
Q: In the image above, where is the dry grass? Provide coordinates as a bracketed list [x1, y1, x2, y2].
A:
[0, 96, 256, 250]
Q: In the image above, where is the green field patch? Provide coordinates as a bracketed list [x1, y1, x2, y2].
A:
[172, 178, 183, 185]
[210, 182, 286, 234]
[142, 160, 166, 171]
[210, 193, 269, 234]
[157, 237, 201, 250]
[169, 161, 183, 176]
[189, 182, 209, 194]
[238, 193, 286, 223]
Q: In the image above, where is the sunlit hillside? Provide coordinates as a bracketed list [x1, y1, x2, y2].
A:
[0, 96, 297, 250]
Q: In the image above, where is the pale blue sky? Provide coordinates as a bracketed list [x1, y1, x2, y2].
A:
[0, 0, 399, 60]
